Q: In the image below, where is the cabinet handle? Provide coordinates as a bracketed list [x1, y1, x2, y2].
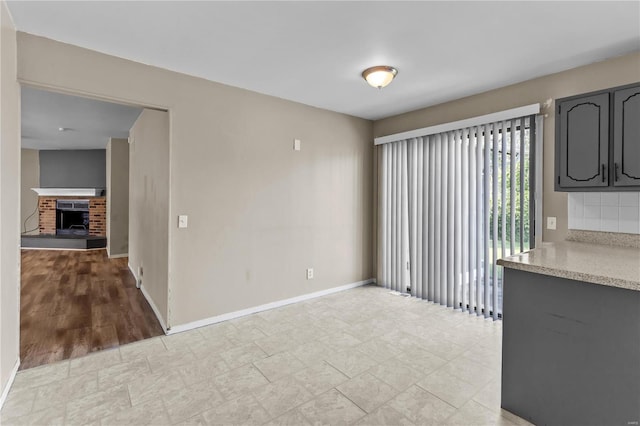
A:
[602, 164, 606, 183]
[615, 163, 620, 182]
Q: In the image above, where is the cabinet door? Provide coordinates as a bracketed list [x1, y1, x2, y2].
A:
[613, 85, 640, 187]
[557, 93, 609, 188]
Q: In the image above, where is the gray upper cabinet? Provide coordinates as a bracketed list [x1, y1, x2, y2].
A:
[555, 83, 640, 191]
[613, 85, 640, 187]
[557, 93, 609, 189]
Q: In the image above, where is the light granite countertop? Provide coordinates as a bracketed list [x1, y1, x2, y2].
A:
[498, 241, 640, 292]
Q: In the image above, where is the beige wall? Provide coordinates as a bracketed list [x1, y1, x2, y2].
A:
[0, 0, 21, 400]
[106, 138, 130, 257]
[128, 111, 169, 325]
[374, 52, 640, 243]
[16, 32, 374, 327]
[20, 148, 38, 235]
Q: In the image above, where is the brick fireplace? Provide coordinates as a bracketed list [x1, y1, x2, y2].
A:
[38, 196, 106, 236]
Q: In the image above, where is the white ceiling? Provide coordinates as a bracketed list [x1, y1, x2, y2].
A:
[8, 1, 640, 120]
[21, 86, 142, 150]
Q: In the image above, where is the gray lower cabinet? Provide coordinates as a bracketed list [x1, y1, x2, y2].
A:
[557, 93, 609, 189]
[555, 82, 640, 191]
[613, 85, 640, 187]
[501, 269, 640, 425]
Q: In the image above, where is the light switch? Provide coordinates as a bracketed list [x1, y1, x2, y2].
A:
[547, 216, 556, 230]
[178, 215, 188, 228]
[294, 139, 301, 151]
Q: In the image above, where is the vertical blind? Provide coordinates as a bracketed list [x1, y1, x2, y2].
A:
[377, 115, 536, 319]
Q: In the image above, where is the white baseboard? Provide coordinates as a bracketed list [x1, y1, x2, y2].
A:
[0, 359, 20, 410]
[167, 278, 375, 335]
[139, 283, 169, 334]
[108, 253, 128, 259]
[128, 262, 168, 335]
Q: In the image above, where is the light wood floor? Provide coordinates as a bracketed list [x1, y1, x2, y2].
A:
[20, 249, 164, 370]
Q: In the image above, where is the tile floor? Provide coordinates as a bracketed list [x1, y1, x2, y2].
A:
[1, 285, 531, 425]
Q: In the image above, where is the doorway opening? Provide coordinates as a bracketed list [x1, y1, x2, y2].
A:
[19, 86, 169, 369]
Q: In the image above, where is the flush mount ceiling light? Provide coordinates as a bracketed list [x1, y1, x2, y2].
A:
[362, 65, 398, 89]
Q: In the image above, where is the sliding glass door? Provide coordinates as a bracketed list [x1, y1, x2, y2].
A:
[377, 115, 537, 319]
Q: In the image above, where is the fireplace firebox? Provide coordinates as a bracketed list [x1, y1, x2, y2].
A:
[56, 200, 90, 236]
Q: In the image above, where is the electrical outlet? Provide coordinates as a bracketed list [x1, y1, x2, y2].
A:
[306, 268, 314, 280]
[294, 139, 301, 151]
[547, 216, 557, 230]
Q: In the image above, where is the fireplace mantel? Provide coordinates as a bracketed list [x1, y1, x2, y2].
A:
[31, 188, 104, 197]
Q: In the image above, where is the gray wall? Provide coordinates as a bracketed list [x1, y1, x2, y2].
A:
[106, 138, 129, 257]
[39, 149, 106, 188]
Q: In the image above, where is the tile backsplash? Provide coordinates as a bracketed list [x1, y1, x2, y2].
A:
[568, 192, 640, 234]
